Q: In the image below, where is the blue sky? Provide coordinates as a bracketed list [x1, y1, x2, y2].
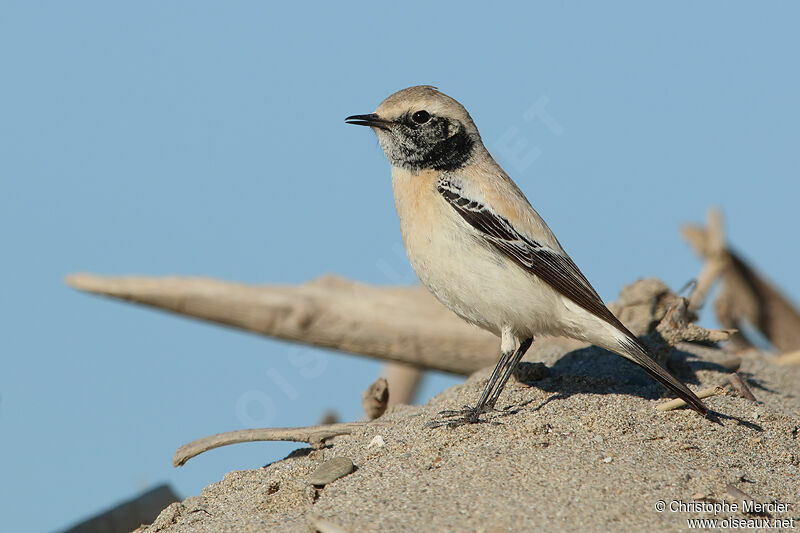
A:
[2, 3, 798, 531]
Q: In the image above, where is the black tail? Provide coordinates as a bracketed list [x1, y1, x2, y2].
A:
[617, 336, 708, 415]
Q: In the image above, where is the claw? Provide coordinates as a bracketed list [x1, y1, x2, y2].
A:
[426, 405, 487, 428]
[425, 402, 524, 428]
[436, 405, 475, 418]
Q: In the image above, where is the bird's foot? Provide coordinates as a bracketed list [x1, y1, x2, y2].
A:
[425, 404, 495, 428]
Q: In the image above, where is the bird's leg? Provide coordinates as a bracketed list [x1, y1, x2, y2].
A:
[434, 348, 514, 423]
[484, 337, 533, 410]
[429, 333, 533, 428]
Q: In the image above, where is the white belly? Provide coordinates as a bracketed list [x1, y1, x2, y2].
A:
[391, 168, 576, 339]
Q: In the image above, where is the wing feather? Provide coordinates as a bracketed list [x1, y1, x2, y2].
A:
[437, 178, 618, 328]
[437, 176, 707, 415]
[437, 177, 706, 414]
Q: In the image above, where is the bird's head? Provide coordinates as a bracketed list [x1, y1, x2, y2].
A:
[346, 86, 482, 172]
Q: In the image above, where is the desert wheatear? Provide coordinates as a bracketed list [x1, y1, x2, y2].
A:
[346, 86, 706, 425]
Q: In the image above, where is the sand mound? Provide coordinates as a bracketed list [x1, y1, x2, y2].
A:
[138, 343, 799, 532]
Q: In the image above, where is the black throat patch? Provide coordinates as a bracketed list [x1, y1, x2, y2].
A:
[393, 117, 475, 172]
[417, 127, 475, 171]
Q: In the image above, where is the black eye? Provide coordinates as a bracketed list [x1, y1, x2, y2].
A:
[411, 110, 431, 124]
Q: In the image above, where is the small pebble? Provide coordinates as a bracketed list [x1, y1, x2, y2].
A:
[309, 457, 354, 486]
[603, 456, 613, 463]
[368, 435, 386, 449]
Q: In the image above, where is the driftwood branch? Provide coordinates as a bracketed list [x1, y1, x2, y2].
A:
[682, 209, 800, 352]
[65, 273, 497, 375]
[382, 363, 423, 406]
[361, 378, 389, 420]
[69, 269, 750, 471]
[684, 209, 726, 313]
[66, 273, 737, 380]
[655, 297, 733, 346]
[604, 277, 732, 367]
[173, 422, 377, 467]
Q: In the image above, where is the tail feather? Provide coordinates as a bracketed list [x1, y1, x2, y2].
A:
[617, 336, 708, 415]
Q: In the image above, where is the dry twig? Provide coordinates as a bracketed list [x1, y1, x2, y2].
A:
[172, 422, 377, 467]
[727, 373, 757, 401]
[655, 386, 726, 411]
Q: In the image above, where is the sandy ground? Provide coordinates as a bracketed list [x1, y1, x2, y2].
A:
[138, 344, 799, 532]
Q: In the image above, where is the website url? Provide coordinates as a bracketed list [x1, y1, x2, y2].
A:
[687, 517, 796, 529]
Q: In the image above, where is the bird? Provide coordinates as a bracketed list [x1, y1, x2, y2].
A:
[345, 85, 707, 425]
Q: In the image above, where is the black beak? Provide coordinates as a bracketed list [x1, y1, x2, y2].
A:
[345, 113, 391, 131]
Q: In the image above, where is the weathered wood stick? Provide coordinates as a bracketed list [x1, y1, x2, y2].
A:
[727, 373, 757, 401]
[65, 273, 738, 378]
[382, 363, 423, 406]
[361, 378, 389, 420]
[172, 422, 376, 467]
[685, 209, 726, 313]
[655, 386, 726, 411]
[683, 209, 800, 352]
[65, 273, 497, 375]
